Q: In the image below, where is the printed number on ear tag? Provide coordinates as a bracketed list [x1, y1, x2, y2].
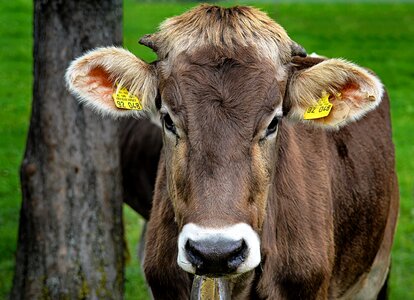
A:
[112, 85, 143, 110]
[303, 93, 333, 120]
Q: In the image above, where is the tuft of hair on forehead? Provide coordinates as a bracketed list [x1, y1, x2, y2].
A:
[148, 5, 293, 63]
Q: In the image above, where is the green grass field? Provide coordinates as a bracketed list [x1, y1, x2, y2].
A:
[1, 0, 413, 299]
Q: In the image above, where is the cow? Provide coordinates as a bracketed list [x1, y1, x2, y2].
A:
[120, 118, 161, 220]
[65, 5, 399, 299]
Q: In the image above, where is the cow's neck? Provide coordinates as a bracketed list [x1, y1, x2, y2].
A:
[256, 121, 334, 298]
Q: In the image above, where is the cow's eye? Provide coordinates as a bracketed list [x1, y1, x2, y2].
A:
[162, 113, 177, 135]
[265, 117, 279, 137]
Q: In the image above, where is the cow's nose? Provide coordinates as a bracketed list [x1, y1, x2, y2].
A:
[185, 238, 248, 276]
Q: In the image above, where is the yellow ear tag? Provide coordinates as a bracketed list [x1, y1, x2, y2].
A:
[303, 93, 333, 120]
[112, 85, 143, 110]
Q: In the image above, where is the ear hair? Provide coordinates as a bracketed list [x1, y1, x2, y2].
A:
[65, 47, 158, 118]
[286, 58, 384, 128]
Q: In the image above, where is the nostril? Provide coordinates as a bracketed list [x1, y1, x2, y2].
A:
[227, 240, 248, 269]
[185, 239, 205, 268]
[185, 238, 248, 275]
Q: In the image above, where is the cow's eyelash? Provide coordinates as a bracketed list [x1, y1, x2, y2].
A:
[265, 116, 280, 137]
[162, 112, 178, 136]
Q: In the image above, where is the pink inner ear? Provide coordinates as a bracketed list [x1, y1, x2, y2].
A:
[86, 67, 116, 108]
[308, 82, 362, 127]
[320, 81, 373, 126]
[88, 67, 113, 89]
[340, 82, 363, 107]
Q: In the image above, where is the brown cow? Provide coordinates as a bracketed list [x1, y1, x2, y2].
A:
[120, 118, 161, 219]
[65, 5, 399, 299]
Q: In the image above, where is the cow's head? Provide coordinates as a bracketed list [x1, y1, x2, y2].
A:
[66, 5, 383, 278]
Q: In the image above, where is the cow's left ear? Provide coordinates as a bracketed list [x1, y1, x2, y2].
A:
[65, 47, 158, 118]
[285, 58, 383, 128]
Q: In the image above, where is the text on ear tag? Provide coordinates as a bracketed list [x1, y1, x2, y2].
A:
[303, 93, 333, 120]
[112, 85, 143, 110]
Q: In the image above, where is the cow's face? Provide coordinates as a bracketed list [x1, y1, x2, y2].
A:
[158, 50, 284, 275]
[66, 5, 383, 278]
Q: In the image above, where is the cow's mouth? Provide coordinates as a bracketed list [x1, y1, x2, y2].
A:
[190, 275, 230, 300]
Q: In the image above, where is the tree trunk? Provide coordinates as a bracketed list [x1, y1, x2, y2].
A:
[11, 1, 124, 299]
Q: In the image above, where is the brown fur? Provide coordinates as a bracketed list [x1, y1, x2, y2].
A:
[120, 118, 162, 219]
[65, 4, 398, 299]
[140, 50, 397, 298]
[124, 6, 398, 299]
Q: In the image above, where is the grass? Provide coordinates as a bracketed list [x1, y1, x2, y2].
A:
[0, 0, 413, 299]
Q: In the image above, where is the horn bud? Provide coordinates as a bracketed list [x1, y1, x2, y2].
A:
[291, 42, 307, 57]
[139, 34, 158, 52]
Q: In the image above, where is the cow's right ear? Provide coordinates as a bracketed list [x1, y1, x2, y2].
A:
[65, 47, 158, 118]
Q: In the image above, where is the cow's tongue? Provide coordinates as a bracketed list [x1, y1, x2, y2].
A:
[190, 275, 230, 300]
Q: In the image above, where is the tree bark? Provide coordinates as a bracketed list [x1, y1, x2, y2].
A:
[12, 1, 124, 299]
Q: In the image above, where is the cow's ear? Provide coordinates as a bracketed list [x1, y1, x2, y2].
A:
[65, 47, 158, 118]
[285, 58, 383, 128]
